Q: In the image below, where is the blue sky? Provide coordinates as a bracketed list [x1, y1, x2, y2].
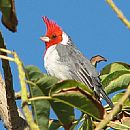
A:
[0, 1, 130, 129]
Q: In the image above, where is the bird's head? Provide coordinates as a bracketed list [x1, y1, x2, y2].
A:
[40, 16, 65, 49]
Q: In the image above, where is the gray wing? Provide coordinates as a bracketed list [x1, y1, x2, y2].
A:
[55, 38, 114, 108]
[55, 37, 101, 94]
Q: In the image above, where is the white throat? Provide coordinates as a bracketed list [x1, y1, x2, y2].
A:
[60, 32, 69, 45]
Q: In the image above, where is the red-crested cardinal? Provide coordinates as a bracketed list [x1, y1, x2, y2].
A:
[40, 16, 114, 109]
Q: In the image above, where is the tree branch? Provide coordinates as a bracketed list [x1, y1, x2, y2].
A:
[0, 73, 29, 130]
[0, 32, 29, 130]
[106, 0, 130, 29]
[0, 48, 40, 130]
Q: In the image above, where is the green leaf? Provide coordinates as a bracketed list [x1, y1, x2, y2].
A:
[25, 65, 43, 81]
[49, 120, 61, 130]
[100, 62, 130, 82]
[101, 70, 130, 95]
[0, 0, 18, 32]
[35, 76, 75, 129]
[36, 76, 59, 95]
[50, 80, 93, 96]
[50, 101, 75, 129]
[52, 92, 104, 120]
[100, 62, 130, 95]
[50, 80, 104, 120]
[25, 65, 75, 130]
[100, 62, 130, 75]
[31, 85, 50, 130]
[112, 92, 130, 109]
[25, 66, 50, 130]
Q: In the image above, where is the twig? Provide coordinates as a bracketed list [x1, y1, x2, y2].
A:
[95, 83, 130, 130]
[106, 0, 130, 29]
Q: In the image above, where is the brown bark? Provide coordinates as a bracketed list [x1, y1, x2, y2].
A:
[0, 74, 29, 130]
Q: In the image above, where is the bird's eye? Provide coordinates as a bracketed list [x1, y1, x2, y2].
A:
[52, 34, 57, 39]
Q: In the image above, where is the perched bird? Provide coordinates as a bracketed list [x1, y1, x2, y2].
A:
[40, 16, 114, 109]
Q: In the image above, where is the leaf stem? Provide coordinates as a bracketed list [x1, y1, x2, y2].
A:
[29, 96, 52, 102]
[25, 80, 37, 86]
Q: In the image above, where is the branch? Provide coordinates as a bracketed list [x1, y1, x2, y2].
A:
[0, 73, 29, 130]
[0, 48, 40, 130]
[0, 32, 29, 130]
[95, 83, 130, 130]
[106, 0, 130, 29]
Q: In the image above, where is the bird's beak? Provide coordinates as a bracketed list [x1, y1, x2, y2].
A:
[40, 36, 50, 42]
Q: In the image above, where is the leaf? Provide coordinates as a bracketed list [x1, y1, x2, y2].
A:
[100, 62, 130, 94]
[25, 65, 44, 81]
[52, 92, 104, 120]
[25, 66, 50, 130]
[49, 120, 61, 130]
[36, 77, 75, 129]
[100, 62, 130, 76]
[50, 80, 105, 120]
[101, 70, 130, 95]
[25, 65, 75, 130]
[50, 101, 75, 130]
[30, 85, 50, 130]
[112, 92, 130, 109]
[36, 76, 59, 95]
[100, 62, 130, 82]
[50, 80, 93, 96]
[0, 0, 18, 32]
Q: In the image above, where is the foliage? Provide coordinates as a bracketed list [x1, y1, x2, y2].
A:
[0, 0, 130, 130]
[0, 0, 18, 32]
[25, 62, 130, 130]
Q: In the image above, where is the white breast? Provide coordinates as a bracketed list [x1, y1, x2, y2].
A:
[44, 32, 74, 80]
[44, 44, 59, 74]
[44, 44, 73, 80]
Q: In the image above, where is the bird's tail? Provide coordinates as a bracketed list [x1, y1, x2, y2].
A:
[100, 88, 114, 109]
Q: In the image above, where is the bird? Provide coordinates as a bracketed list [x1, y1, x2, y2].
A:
[40, 16, 114, 109]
